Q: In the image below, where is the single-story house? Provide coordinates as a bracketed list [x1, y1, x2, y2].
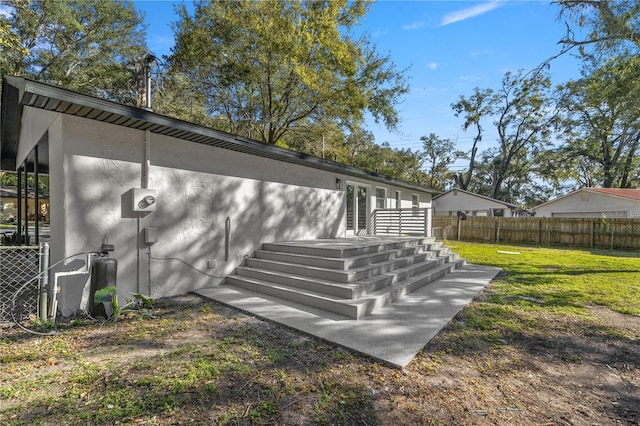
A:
[433, 188, 528, 217]
[531, 187, 640, 218]
[1, 76, 438, 316]
[0, 185, 49, 223]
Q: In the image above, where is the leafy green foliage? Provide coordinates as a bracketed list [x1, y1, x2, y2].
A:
[165, 0, 408, 146]
[556, 55, 640, 188]
[0, 172, 49, 193]
[557, 0, 640, 56]
[450, 87, 494, 190]
[93, 286, 154, 321]
[0, 0, 148, 105]
[419, 133, 463, 190]
[450, 70, 559, 206]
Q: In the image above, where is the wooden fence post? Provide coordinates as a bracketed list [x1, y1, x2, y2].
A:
[538, 219, 542, 245]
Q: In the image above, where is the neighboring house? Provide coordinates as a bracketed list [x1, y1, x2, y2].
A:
[0, 76, 438, 316]
[0, 186, 49, 223]
[433, 188, 528, 217]
[531, 188, 640, 218]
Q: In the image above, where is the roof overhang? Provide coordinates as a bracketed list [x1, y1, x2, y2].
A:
[1, 76, 438, 195]
[434, 188, 524, 210]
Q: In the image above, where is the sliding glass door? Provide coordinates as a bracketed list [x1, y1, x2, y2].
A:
[346, 183, 369, 235]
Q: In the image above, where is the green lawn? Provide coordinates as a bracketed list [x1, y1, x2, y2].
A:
[448, 241, 640, 316]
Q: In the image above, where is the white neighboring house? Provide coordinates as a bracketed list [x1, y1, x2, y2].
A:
[531, 188, 640, 218]
[0, 77, 438, 316]
[433, 188, 528, 217]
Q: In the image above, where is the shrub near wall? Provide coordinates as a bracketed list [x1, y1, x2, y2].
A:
[431, 217, 640, 250]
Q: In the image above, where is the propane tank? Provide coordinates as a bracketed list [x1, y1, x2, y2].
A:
[88, 244, 117, 318]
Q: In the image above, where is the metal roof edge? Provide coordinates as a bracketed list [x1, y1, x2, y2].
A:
[4, 76, 439, 195]
[582, 187, 640, 202]
[434, 188, 526, 210]
[531, 187, 640, 210]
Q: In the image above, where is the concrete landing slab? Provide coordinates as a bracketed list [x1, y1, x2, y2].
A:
[195, 263, 501, 368]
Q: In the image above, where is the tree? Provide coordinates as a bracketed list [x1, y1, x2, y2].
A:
[557, 0, 640, 54]
[343, 126, 376, 167]
[450, 87, 493, 190]
[419, 133, 460, 191]
[0, 171, 49, 193]
[557, 55, 640, 188]
[485, 70, 559, 200]
[166, 0, 408, 145]
[454, 71, 558, 203]
[0, 0, 148, 105]
[151, 72, 217, 128]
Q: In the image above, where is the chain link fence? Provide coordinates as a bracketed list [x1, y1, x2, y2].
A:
[0, 246, 42, 323]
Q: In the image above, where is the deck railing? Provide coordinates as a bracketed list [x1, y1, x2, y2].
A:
[371, 208, 432, 237]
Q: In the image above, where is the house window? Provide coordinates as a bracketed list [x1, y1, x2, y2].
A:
[346, 185, 354, 230]
[492, 209, 504, 217]
[375, 187, 386, 209]
[395, 191, 401, 209]
[411, 194, 419, 209]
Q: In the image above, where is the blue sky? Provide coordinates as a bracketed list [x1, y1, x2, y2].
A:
[135, 1, 582, 157]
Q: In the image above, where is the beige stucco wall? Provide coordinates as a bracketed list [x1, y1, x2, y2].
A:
[41, 113, 433, 316]
[533, 191, 640, 218]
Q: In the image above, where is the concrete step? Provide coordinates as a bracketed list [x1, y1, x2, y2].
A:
[253, 243, 434, 270]
[228, 258, 466, 319]
[245, 248, 438, 284]
[235, 254, 448, 300]
[262, 237, 436, 258]
[351, 260, 466, 318]
[224, 237, 465, 320]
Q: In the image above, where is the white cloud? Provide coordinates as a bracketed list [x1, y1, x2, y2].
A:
[428, 62, 438, 70]
[441, 1, 502, 26]
[403, 21, 425, 31]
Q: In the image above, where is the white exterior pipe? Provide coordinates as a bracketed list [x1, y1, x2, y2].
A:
[39, 243, 49, 321]
[143, 130, 151, 189]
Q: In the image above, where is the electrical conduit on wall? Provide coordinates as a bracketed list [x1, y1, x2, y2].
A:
[137, 130, 152, 295]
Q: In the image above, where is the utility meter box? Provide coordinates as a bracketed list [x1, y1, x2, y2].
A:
[132, 188, 157, 212]
[144, 227, 158, 244]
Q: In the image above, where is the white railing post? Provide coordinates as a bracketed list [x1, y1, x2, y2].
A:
[423, 209, 428, 237]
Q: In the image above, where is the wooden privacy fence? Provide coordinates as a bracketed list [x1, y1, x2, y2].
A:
[431, 216, 640, 250]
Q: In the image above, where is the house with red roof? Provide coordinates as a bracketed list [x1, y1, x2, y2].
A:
[531, 188, 640, 218]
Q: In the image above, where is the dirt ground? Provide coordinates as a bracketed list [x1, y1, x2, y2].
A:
[1, 289, 639, 425]
[401, 304, 640, 425]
